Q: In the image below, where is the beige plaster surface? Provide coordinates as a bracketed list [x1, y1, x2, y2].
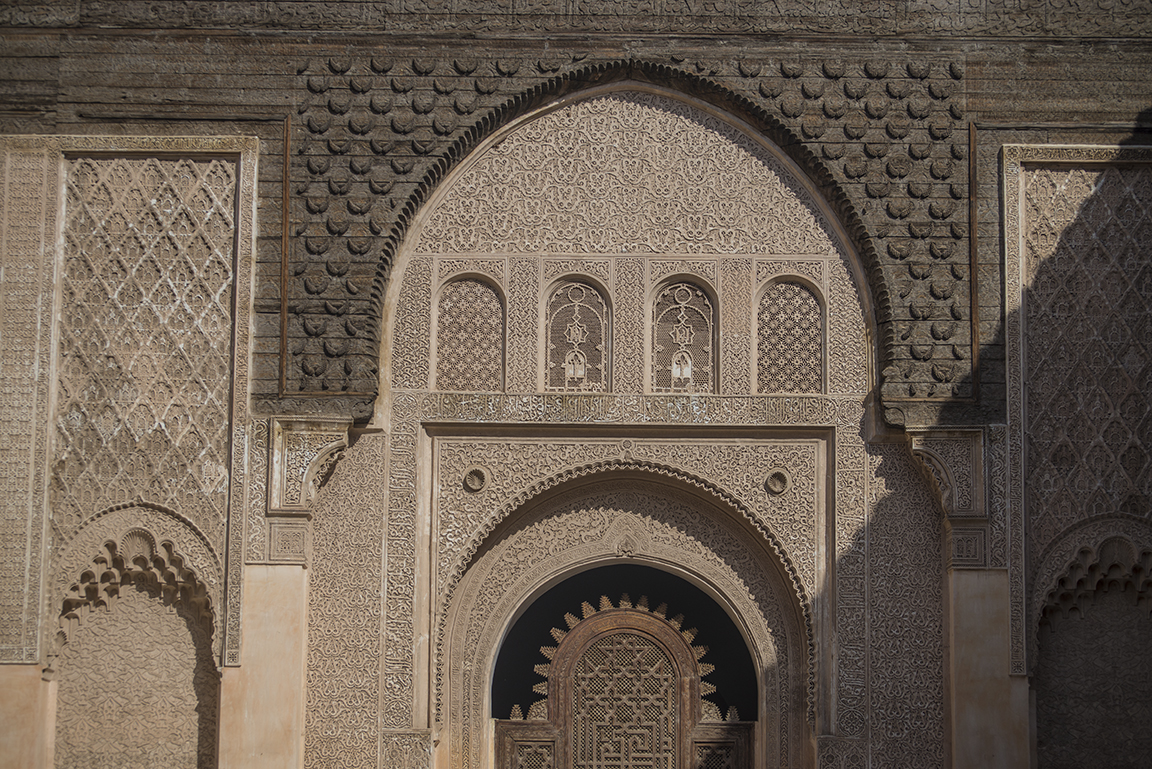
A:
[0, 664, 54, 769]
[218, 565, 308, 768]
[947, 569, 1029, 769]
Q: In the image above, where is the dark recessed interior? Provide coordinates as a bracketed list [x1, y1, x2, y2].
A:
[491, 563, 759, 721]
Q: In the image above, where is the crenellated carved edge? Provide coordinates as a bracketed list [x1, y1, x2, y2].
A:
[1029, 520, 1152, 674]
[265, 417, 352, 564]
[51, 520, 219, 675]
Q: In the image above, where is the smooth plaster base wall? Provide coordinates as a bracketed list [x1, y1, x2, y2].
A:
[218, 564, 308, 769]
[947, 569, 1029, 769]
[0, 664, 54, 769]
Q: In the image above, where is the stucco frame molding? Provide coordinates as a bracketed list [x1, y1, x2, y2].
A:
[0, 135, 258, 667]
[1001, 142, 1152, 675]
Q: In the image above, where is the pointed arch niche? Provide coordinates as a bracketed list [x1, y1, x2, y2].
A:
[382, 84, 873, 397]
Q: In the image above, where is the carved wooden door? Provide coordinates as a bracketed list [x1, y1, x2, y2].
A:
[495, 606, 751, 769]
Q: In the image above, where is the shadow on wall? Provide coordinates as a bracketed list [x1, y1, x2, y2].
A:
[938, 109, 1152, 767]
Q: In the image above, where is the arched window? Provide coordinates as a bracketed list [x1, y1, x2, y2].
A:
[757, 280, 823, 394]
[651, 282, 715, 394]
[436, 278, 504, 392]
[545, 280, 610, 392]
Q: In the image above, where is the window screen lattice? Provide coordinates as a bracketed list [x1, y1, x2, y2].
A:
[572, 633, 677, 769]
[513, 743, 555, 769]
[546, 281, 609, 392]
[757, 281, 822, 394]
[652, 282, 714, 394]
[696, 744, 737, 769]
[436, 278, 503, 392]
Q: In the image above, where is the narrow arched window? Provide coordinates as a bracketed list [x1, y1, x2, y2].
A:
[436, 278, 504, 392]
[757, 281, 823, 394]
[652, 282, 715, 394]
[546, 280, 609, 392]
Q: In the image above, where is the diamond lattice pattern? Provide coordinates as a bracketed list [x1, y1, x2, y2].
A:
[758, 281, 822, 393]
[54, 157, 236, 542]
[1023, 165, 1152, 559]
[436, 278, 503, 391]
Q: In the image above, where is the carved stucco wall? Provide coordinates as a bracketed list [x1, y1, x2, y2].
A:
[1003, 145, 1152, 674]
[300, 88, 947, 768]
[396, 88, 868, 398]
[290, 59, 967, 416]
[54, 579, 219, 769]
[0, 136, 257, 669]
[443, 477, 805, 769]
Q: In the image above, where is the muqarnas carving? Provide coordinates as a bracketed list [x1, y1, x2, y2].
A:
[54, 531, 218, 769]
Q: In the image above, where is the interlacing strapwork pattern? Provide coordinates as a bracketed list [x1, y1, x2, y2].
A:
[652, 283, 714, 394]
[1022, 165, 1152, 566]
[573, 633, 676, 769]
[546, 281, 608, 392]
[436, 278, 504, 392]
[758, 282, 822, 394]
[513, 744, 554, 769]
[697, 745, 736, 769]
[55, 157, 236, 541]
[55, 579, 218, 769]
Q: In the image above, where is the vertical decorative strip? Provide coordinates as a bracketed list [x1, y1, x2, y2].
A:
[506, 256, 539, 392]
[615, 258, 645, 393]
[0, 146, 55, 663]
[720, 257, 752, 395]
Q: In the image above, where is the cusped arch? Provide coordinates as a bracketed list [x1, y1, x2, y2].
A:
[53, 503, 223, 661]
[52, 523, 220, 769]
[439, 472, 812, 769]
[1028, 516, 1152, 671]
[377, 66, 880, 398]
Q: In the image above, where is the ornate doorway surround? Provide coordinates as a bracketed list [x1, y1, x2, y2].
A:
[441, 473, 809, 768]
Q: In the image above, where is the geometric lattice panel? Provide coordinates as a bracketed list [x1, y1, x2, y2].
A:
[54, 156, 237, 543]
[54, 580, 219, 769]
[572, 632, 676, 769]
[758, 281, 822, 394]
[436, 278, 503, 392]
[1023, 165, 1152, 561]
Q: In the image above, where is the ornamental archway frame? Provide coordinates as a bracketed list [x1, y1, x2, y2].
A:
[439, 471, 810, 769]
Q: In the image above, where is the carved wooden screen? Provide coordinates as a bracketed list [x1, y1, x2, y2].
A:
[651, 282, 715, 394]
[495, 606, 750, 769]
[572, 632, 676, 768]
[545, 280, 609, 392]
[757, 281, 823, 394]
[436, 278, 504, 391]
